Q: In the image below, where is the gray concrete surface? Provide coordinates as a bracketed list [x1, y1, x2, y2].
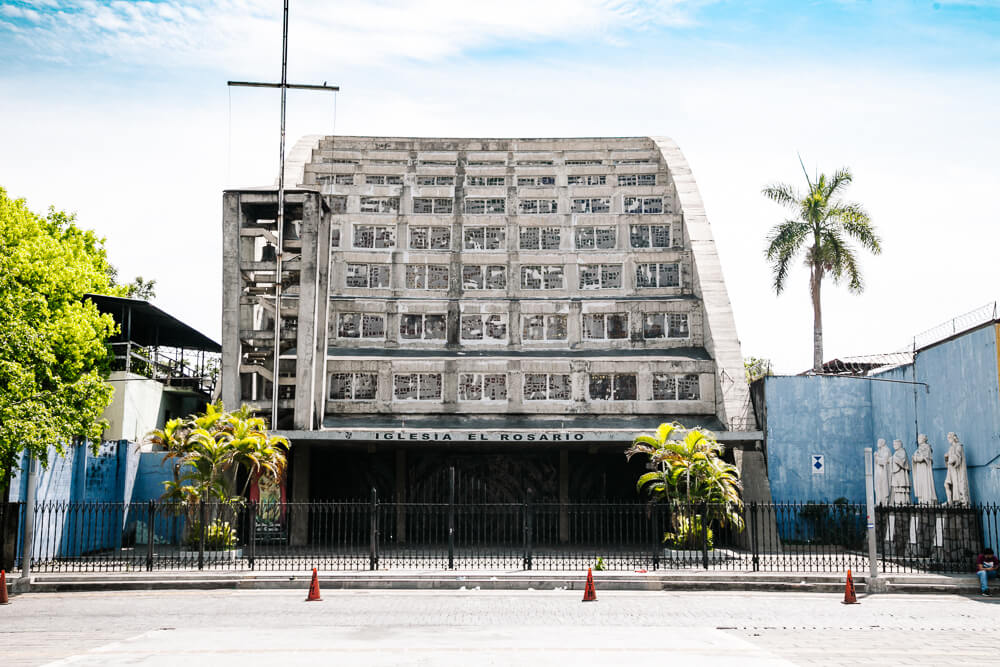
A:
[2, 589, 999, 666]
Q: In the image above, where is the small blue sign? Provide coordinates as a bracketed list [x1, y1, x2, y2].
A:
[812, 454, 825, 474]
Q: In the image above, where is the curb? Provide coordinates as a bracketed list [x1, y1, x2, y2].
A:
[5, 572, 983, 595]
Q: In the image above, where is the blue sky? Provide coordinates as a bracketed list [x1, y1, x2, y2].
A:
[2, 0, 999, 371]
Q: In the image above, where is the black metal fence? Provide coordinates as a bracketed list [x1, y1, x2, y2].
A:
[8, 498, 998, 574]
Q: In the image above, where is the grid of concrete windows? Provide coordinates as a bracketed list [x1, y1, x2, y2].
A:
[223, 136, 746, 437]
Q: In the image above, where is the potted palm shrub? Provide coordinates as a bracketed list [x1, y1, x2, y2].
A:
[626, 422, 744, 562]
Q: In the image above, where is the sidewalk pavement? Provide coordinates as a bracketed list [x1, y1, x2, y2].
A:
[3, 567, 986, 596]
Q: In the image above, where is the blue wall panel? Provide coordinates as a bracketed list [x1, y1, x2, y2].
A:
[764, 375, 872, 503]
[766, 324, 1000, 506]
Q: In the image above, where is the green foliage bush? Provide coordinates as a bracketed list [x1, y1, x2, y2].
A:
[664, 514, 714, 550]
[185, 519, 238, 550]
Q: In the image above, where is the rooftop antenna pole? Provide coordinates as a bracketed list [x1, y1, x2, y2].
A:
[228, 1, 339, 427]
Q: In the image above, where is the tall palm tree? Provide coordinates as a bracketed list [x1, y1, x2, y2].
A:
[763, 162, 881, 371]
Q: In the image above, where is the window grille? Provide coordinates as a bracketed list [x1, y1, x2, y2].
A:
[393, 373, 442, 401]
[524, 373, 571, 400]
[636, 263, 679, 288]
[588, 373, 637, 400]
[623, 196, 667, 215]
[329, 373, 378, 400]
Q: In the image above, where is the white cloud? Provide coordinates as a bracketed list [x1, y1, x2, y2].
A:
[2, 0, 707, 74]
[1, 4, 41, 20]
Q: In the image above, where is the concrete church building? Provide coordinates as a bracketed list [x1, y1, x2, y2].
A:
[222, 136, 763, 504]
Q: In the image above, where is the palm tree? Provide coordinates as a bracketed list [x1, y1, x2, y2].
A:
[763, 162, 881, 371]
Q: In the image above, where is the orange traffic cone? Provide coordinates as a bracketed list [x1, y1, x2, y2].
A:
[582, 567, 597, 602]
[841, 568, 859, 604]
[0, 570, 9, 605]
[305, 567, 322, 602]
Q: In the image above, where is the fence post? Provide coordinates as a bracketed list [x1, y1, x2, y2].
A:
[198, 500, 206, 570]
[447, 466, 455, 570]
[523, 487, 533, 571]
[750, 502, 759, 572]
[651, 503, 660, 571]
[864, 447, 878, 580]
[369, 487, 378, 571]
[248, 501, 257, 571]
[20, 456, 38, 577]
[146, 500, 155, 572]
[701, 502, 709, 570]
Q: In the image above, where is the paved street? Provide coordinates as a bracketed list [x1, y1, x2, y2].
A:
[3, 589, 1000, 666]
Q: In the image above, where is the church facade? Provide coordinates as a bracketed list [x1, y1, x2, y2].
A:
[221, 136, 761, 505]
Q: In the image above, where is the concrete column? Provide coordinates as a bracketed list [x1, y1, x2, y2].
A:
[289, 444, 311, 546]
[395, 449, 406, 543]
[559, 449, 569, 543]
[294, 193, 320, 430]
[221, 192, 242, 410]
[312, 210, 332, 429]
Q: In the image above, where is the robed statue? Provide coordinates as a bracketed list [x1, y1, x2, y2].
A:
[874, 438, 891, 506]
[912, 434, 937, 505]
[944, 431, 971, 505]
[891, 439, 912, 505]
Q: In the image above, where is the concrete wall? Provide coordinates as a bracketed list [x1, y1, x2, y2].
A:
[764, 323, 1000, 506]
[101, 372, 164, 442]
[764, 375, 872, 503]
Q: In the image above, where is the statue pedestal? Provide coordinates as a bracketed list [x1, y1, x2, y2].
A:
[878, 507, 979, 569]
[935, 510, 979, 566]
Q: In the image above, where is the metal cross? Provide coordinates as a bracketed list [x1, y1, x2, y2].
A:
[228, 0, 339, 426]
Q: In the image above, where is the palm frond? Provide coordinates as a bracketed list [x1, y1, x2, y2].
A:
[761, 182, 800, 209]
[824, 167, 853, 198]
[765, 220, 810, 294]
[821, 229, 864, 293]
[831, 202, 881, 254]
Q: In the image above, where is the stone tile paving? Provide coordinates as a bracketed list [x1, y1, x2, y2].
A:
[2, 590, 999, 665]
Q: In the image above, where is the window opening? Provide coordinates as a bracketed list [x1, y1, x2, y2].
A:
[524, 373, 571, 400]
[359, 197, 400, 214]
[588, 373, 637, 400]
[329, 373, 378, 400]
[394, 373, 442, 400]
[353, 225, 396, 249]
[623, 196, 666, 215]
[582, 313, 628, 340]
[636, 263, 680, 288]
[571, 198, 611, 214]
[464, 226, 505, 251]
[567, 175, 607, 186]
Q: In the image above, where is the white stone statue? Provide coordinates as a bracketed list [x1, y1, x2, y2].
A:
[911, 434, 937, 505]
[944, 431, 971, 505]
[891, 439, 912, 505]
[874, 439, 891, 506]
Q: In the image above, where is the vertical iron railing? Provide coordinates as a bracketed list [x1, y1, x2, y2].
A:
[14, 499, 995, 574]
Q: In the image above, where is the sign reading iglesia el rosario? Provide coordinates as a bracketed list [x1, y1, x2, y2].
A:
[305, 429, 763, 443]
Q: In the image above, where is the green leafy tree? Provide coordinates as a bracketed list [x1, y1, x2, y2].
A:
[744, 357, 772, 384]
[762, 163, 881, 371]
[105, 266, 157, 301]
[124, 276, 156, 301]
[0, 188, 118, 497]
[626, 422, 743, 549]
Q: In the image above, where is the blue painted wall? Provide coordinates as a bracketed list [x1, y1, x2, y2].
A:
[765, 323, 1000, 506]
[131, 452, 172, 504]
[764, 375, 872, 503]
[7, 440, 142, 559]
